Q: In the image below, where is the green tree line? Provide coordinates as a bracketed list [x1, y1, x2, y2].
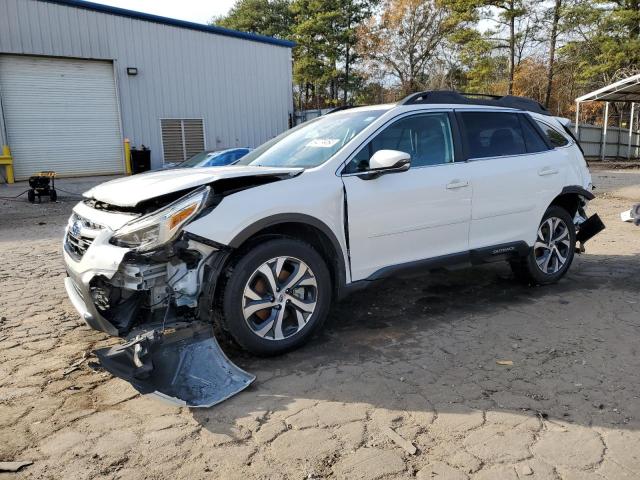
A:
[213, 0, 640, 119]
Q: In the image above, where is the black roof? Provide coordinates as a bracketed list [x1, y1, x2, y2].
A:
[399, 91, 551, 116]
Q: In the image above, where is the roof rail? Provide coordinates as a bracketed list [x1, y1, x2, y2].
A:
[325, 105, 357, 114]
[398, 90, 550, 116]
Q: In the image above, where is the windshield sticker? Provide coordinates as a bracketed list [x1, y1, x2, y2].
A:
[307, 138, 340, 148]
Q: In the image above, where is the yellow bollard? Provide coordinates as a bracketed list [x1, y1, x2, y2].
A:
[0, 145, 14, 184]
[124, 138, 132, 175]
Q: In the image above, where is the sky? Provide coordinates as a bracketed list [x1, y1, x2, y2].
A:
[91, 1, 236, 24]
[93, 2, 494, 34]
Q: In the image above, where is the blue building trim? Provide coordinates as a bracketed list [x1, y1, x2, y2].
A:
[40, 0, 296, 48]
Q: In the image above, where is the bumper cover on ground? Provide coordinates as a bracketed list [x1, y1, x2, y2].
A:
[65, 276, 255, 408]
[94, 323, 255, 407]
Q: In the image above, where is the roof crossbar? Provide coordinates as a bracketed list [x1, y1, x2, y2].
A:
[399, 90, 551, 116]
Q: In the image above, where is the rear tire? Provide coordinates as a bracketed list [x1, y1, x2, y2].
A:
[218, 238, 332, 356]
[49, 189, 57, 202]
[27, 189, 35, 203]
[510, 206, 576, 285]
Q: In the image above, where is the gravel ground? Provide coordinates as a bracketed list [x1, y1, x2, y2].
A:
[0, 168, 639, 480]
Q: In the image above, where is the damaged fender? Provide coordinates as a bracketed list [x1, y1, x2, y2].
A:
[63, 186, 270, 407]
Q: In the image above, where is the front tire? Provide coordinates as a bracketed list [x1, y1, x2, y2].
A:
[510, 206, 576, 285]
[219, 238, 332, 356]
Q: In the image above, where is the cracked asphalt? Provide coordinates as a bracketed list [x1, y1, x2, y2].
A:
[1, 167, 639, 479]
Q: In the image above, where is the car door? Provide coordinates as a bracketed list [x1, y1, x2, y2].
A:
[341, 112, 472, 281]
[457, 110, 566, 249]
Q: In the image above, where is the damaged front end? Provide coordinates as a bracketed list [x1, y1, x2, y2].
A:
[63, 184, 255, 407]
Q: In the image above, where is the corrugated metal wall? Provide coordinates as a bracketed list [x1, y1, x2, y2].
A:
[573, 124, 640, 159]
[0, 0, 293, 169]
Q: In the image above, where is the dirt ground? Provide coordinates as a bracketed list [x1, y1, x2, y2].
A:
[1, 167, 639, 480]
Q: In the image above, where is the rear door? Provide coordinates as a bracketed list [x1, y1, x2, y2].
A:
[342, 112, 472, 281]
[457, 110, 566, 249]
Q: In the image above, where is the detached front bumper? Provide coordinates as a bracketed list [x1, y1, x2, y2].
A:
[94, 323, 256, 407]
[62, 218, 255, 407]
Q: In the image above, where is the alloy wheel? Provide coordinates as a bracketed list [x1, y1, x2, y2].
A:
[534, 216, 571, 274]
[242, 256, 318, 341]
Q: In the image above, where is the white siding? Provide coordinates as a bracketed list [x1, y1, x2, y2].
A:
[0, 0, 293, 170]
[0, 55, 123, 178]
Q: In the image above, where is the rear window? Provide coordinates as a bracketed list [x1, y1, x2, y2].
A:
[536, 121, 570, 147]
[459, 112, 550, 159]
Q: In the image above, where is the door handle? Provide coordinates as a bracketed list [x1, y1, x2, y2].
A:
[446, 180, 469, 189]
[538, 167, 559, 176]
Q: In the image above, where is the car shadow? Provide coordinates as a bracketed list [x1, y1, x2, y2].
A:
[191, 252, 640, 439]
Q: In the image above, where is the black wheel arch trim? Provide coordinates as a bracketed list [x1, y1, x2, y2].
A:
[227, 213, 348, 288]
[560, 185, 595, 200]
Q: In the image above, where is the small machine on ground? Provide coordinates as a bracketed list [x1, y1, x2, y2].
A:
[28, 171, 57, 202]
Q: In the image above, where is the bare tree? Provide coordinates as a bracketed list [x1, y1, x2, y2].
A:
[357, 0, 464, 95]
[545, 0, 562, 107]
[485, 0, 528, 94]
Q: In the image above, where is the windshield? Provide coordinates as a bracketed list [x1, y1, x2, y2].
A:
[179, 151, 214, 168]
[236, 110, 385, 168]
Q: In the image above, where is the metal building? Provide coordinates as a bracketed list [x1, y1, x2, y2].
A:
[0, 0, 294, 179]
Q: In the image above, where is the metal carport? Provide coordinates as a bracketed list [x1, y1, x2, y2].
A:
[575, 74, 640, 160]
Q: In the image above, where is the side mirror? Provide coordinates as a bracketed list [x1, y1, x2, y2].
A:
[359, 150, 410, 179]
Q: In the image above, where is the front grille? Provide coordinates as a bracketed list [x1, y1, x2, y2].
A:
[65, 213, 104, 259]
[66, 231, 93, 258]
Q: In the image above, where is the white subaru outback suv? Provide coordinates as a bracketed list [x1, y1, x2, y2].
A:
[63, 91, 603, 403]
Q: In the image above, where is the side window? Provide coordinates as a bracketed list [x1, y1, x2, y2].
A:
[344, 113, 454, 173]
[520, 116, 550, 153]
[536, 121, 570, 147]
[459, 112, 527, 158]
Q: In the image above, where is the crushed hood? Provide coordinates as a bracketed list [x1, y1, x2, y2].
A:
[84, 166, 303, 207]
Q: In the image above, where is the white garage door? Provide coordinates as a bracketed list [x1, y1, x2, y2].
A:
[0, 55, 123, 179]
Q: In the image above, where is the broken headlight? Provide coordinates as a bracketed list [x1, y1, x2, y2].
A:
[110, 186, 210, 251]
